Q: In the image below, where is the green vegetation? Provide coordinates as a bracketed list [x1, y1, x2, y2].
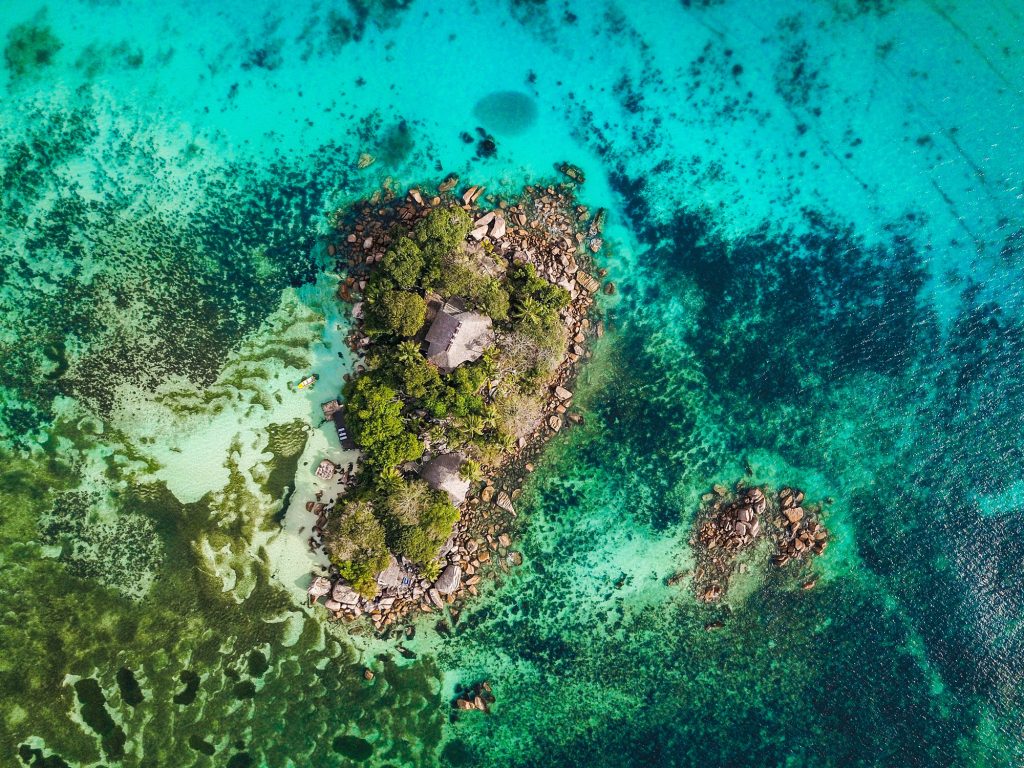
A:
[343, 376, 422, 471]
[324, 501, 390, 597]
[379, 236, 424, 288]
[5, 21, 62, 77]
[324, 199, 575, 590]
[366, 289, 426, 336]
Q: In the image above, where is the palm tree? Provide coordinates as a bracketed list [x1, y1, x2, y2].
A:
[461, 415, 486, 439]
[512, 296, 545, 326]
[395, 340, 422, 367]
[459, 458, 483, 482]
[375, 466, 404, 494]
[496, 431, 517, 452]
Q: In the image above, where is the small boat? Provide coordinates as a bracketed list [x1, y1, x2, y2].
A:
[297, 374, 319, 390]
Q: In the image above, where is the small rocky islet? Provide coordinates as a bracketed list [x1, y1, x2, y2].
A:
[303, 165, 608, 634]
[674, 483, 830, 606]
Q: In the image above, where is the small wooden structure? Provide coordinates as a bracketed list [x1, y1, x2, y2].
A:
[333, 410, 356, 450]
[315, 459, 337, 480]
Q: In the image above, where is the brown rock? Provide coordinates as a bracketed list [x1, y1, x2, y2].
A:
[363, 668, 374, 681]
[496, 492, 515, 515]
[783, 507, 805, 524]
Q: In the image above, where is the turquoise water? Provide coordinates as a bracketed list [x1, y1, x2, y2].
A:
[2, 0, 1024, 765]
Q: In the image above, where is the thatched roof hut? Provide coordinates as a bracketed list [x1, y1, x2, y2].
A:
[424, 304, 494, 372]
[419, 453, 470, 504]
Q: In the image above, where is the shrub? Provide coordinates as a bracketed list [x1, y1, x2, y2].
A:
[367, 289, 426, 337]
[416, 206, 472, 287]
[395, 526, 438, 565]
[414, 206, 472, 251]
[390, 489, 459, 566]
[508, 263, 570, 311]
[323, 501, 390, 597]
[384, 479, 431, 526]
[397, 355, 442, 400]
[474, 278, 510, 321]
[380, 237, 424, 289]
[460, 458, 483, 481]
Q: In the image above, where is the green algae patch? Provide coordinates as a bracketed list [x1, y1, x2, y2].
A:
[74, 678, 126, 761]
[115, 667, 143, 707]
[172, 670, 200, 706]
[332, 734, 374, 760]
[4, 21, 62, 77]
[247, 650, 270, 677]
[187, 734, 216, 756]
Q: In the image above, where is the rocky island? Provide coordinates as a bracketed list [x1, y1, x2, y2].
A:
[679, 483, 830, 606]
[304, 169, 606, 632]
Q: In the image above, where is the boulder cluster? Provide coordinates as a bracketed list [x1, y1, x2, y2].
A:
[453, 680, 496, 714]
[688, 483, 829, 604]
[307, 485, 525, 632]
[773, 486, 829, 566]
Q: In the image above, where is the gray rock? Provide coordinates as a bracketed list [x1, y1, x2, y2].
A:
[434, 564, 462, 595]
[490, 216, 506, 239]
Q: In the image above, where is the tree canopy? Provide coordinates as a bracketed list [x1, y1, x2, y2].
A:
[367, 289, 427, 337]
[324, 501, 390, 597]
[344, 376, 423, 470]
[379, 236, 425, 289]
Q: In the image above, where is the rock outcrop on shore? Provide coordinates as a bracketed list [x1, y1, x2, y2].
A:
[687, 483, 829, 604]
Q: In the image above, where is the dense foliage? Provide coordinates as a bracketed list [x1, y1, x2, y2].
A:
[325, 201, 572, 588]
[324, 501, 390, 597]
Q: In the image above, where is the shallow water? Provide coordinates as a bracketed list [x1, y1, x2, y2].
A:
[2, 0, 1023, 766]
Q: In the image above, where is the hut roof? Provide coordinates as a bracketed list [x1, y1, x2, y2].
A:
[424, 305, 494, 372]
[434, 563, 462, 595]
[419, 453, 470, 504]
